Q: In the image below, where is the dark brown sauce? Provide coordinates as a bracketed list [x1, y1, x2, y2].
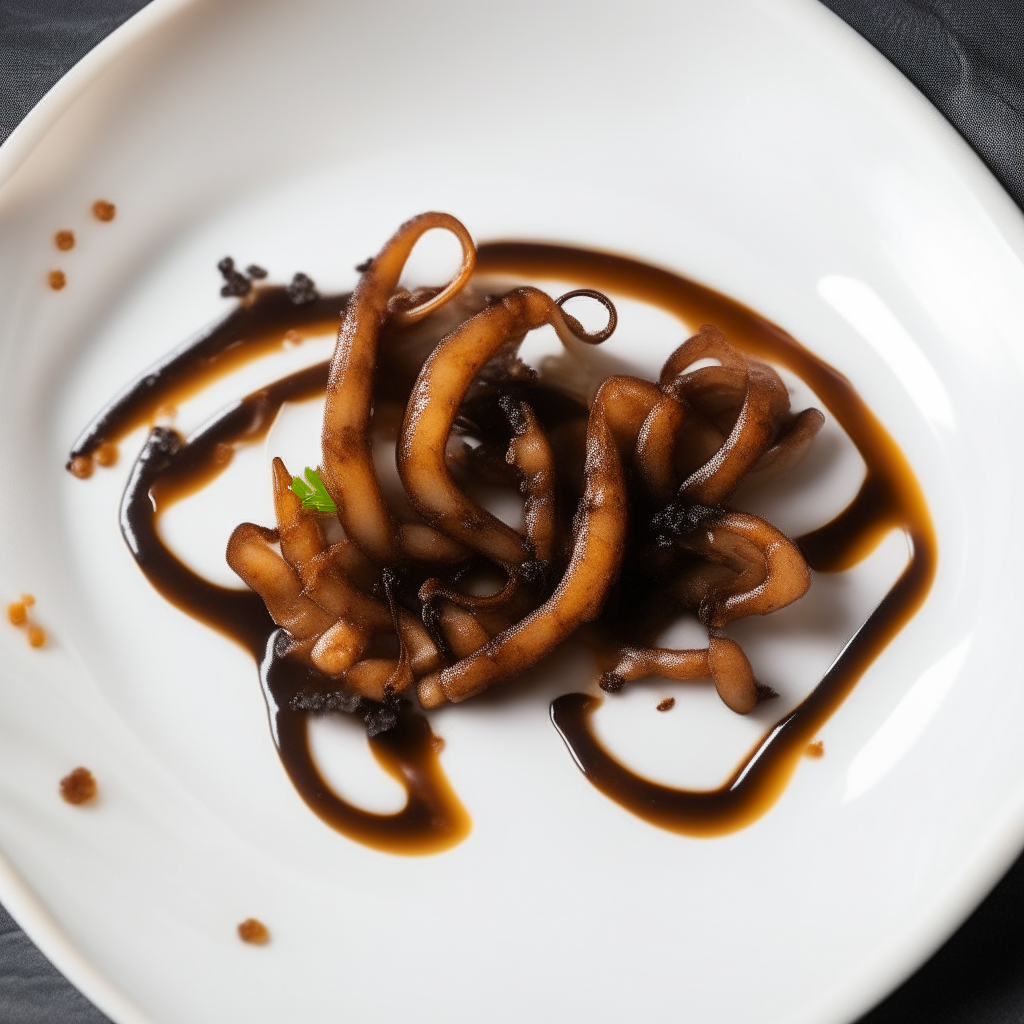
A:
[116, 350, 469, 855]
[475, 243, 935, 837]
[68, 287, 345, 469]
[78, 247, 934, 849]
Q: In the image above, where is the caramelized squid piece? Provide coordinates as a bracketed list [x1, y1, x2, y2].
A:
[679, 510, 811, 628]
[601, 646, 709, 688]
[398, 287, 615, 568]
[504, 398, 558, 565]
[267, 457, 441, 694]
[418, 374, 645, 708]
[662, 325, 791, 504]
[225, 524, 335, 642]
[321, 212, 476, 566]
[752, 407, 826, 476]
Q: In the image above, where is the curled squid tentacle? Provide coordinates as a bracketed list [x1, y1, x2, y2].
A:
[634, 395, 688, 506]
[683, 510, 811, 628]
[751, 407, 826, 476]
[707, 634, 759, 714]
[225, 523, 335, 641]
[660, 325, 791, 504]
[321, 212, 476, 567]
[599, 646, 710, 692]
[417, 373, 648, 708]
[503, 396, 559, 567]
[398, 285, 616, 569]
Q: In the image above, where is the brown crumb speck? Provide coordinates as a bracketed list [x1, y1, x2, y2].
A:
[48, 270, 66, 290]
[92, 200, 116, 222]
[237, 918, 269, 944]
[27, 625, 46, 648]
[281, 329, 302, 348]
[60, 767, 97, 805]
[21, 594, 35, 608]
[94, 442, 118, 467]
[431, 734, 446, 754]
[7, 602, 27, 627]
[656, 697, 676, 712]
[806, 740, 824, 759]
[55, 230, 75, 251]
[68, 455, 94, 479]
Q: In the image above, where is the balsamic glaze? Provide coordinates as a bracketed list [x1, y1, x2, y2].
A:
[478, 244, 935, 836]
[77, 245, 934, 850]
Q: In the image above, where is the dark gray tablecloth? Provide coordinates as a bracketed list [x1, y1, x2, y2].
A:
[1, 1, 1022, 1021]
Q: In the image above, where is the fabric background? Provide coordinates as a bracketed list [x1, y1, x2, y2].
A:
[0, 0, 1022, 1021]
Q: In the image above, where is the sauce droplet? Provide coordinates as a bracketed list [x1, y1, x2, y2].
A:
[94, 441, 118, 467]
[48, 270, 66, 290]
[55, 230, 75, 251]
[7, 601, 27, 626]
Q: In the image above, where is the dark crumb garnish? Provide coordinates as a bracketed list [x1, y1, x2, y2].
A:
[245, 264, 268, 279]
[355, 257, 373, 273]
[217, 256, 252, 298]
[286, 272, 319, 305]
[656, 697, 676, 712]
[755, 682, 779, 702]
[806, 740, 825, 758]
[649, 501, 727, 547]
[362, 684, 402, 736]
[363, 705, 399, 736]
[237, 918, 270, 944]
[599, 672, 626, 693]
[60, 767, 97, 805]
[289, 688, 362, 714]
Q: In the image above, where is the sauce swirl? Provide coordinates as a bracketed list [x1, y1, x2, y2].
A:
[76, 247, 934, 849]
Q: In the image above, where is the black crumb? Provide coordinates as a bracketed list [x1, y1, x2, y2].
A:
[364, 705, 399, 737]
[599, 672, 626, 694]
[287, 272, 319, 305]
[289, 689, 363, 714]
[755, 682, 779, 703]
[217, 256, 252, 298]
[355, 258, 373, 273]
[245, 264, 268, 279]
[649, 501, 727, 545]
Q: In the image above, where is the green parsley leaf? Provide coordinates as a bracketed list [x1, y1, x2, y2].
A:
[290, 466, 336, 513]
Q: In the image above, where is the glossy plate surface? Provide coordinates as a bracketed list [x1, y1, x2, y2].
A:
[1, 1, 1023, 1021]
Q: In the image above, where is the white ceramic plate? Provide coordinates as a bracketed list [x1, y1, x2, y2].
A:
[2, 1, 1024, 1021]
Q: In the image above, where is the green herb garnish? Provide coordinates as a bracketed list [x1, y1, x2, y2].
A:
[290, 466, 337, 513]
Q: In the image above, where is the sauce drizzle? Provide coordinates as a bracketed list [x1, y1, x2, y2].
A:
[77, 245, 935, 848]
